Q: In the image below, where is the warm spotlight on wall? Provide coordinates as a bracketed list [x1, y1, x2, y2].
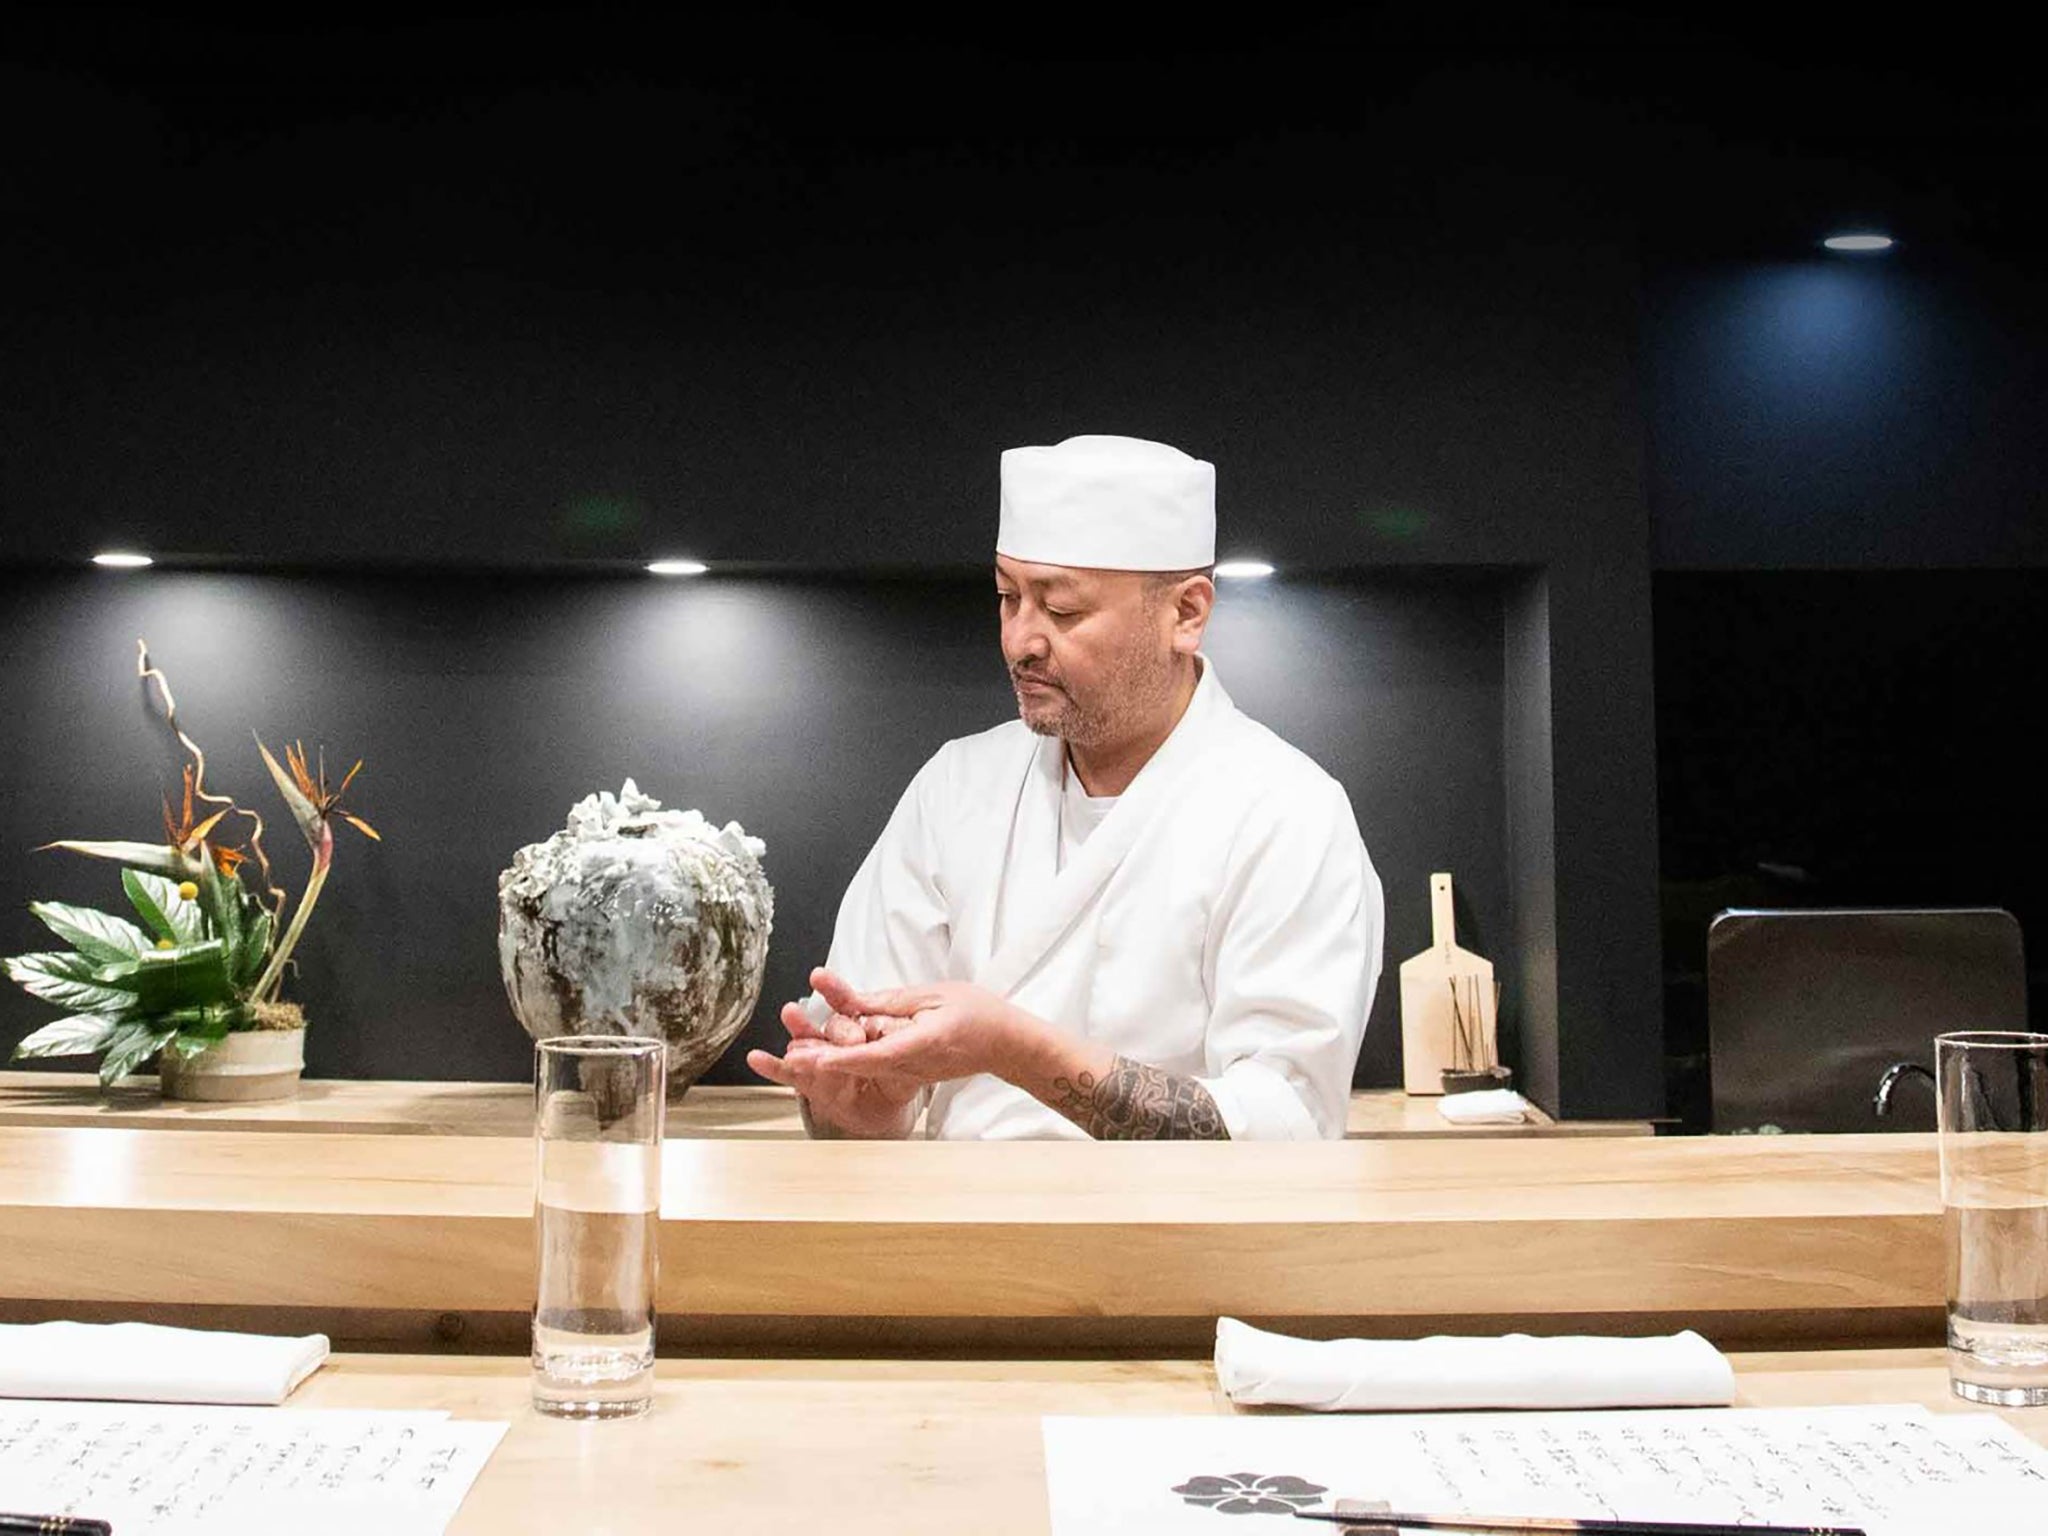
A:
[646, 559, 709, 576]
[1214, 560, 1276, 579]
[1822, 233, 1895, 253]
[91, 552, 154, 568]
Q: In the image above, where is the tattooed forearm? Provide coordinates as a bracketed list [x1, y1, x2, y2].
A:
[1049, 1055, 1230, 1140]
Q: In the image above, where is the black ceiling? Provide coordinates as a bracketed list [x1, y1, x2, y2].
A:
[5, 5, 2040, 272]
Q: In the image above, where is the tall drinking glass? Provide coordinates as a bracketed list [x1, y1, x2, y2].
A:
[1936, 1030, 2048, 1406]
[532, 1035, 665, 1419]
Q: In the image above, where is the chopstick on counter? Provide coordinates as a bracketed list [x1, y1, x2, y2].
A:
[1290, 1510, 1865, 1535]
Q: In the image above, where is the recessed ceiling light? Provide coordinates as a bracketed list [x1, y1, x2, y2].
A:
[1214, 560, 1276, 579]
[646, 559, 709, 576]
[1823, 233, 1895, 253]
[92, 552, 154, 568]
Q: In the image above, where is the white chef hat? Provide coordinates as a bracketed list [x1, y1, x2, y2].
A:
[997, 434, 1216, 571]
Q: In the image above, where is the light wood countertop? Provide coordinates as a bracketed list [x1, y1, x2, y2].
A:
[286, 1349, 2041, 1535]
[0, 1121, 1940, 1350]
[0, 1073, 1653, 1138]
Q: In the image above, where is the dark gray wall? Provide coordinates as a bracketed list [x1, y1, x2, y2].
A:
[1, 20, 1657, 578]
[1503, 574, 1558, 1111]
[0, 14, 1693, 1115]
[0, 568, 1513, 1090]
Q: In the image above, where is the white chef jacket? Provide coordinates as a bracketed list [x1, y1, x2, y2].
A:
[807, 657, 1383, 1140]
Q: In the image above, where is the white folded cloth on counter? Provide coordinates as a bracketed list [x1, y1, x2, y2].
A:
[1437, 1088, 1532, 1124]
[1214, 1316, 1736, 1411]
[0, 1320, 329, 1405]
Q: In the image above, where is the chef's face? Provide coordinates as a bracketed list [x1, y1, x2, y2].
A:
[995, 555, 1209, 748]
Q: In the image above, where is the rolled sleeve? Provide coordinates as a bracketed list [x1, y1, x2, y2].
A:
[1198, 1055, 1325, 1140]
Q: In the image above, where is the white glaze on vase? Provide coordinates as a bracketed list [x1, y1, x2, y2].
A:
[497, 780, 775, 1089]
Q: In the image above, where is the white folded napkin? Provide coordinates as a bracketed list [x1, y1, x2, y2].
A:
[1437, 1088, 1532, 1124]
[1214, 1316, 1735, 1411]
[0, 1321, 329, 1405]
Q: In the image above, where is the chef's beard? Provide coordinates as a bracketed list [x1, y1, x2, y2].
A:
[1010, 630, 1180, 750]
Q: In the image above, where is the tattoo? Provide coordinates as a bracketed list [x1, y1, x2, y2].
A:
[1049, 1056, 1230, 1141]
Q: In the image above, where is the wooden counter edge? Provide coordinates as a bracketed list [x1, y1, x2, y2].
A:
[0, 1073, 1655, 1137]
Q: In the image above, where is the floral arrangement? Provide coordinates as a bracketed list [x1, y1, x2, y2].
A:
[4, 641, 379, 1086]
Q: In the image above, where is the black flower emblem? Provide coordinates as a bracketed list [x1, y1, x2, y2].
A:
[1171, 1471, 1329, 1515]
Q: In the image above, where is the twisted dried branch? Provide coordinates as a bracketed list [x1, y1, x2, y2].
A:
[137, 638, 289, 923]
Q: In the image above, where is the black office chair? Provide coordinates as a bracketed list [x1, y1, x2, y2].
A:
[1706, 907, 2027, 1133]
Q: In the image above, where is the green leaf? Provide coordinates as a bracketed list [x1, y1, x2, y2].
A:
[11, 1013, 125, 1060]
[97, 1019, 171, 1085]
[167, 1032, 217, 1060]
[95, 939, 234, 1014]
[124, 869, 179, 944]
[256, 737, 325, 852]
[168, 1001, 242, 1042]
[42, 840, 200, 880]
[193, 845, 243, 963]
[8, 947, 107, 984]
[163, 872, 210, 945]
[29, 902, 152, 966]
[235, 906, 274, 989]
[123, 869, 210, 947]
[4, 950, 138, 1013]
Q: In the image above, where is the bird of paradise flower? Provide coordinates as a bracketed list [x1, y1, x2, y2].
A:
[247, 738, 380, 1002]
[160, 764, 247, 878]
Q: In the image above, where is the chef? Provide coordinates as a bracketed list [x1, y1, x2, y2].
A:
[747, 434, 1383, 1139]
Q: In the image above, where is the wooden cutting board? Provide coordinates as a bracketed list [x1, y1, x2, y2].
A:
[1398, 872, 1496, 1095]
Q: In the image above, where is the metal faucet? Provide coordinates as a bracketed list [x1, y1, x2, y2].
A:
[1873, 1060, 1935, 1118]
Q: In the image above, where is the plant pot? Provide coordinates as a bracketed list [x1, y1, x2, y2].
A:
[159, 1027, 306, 1102]
[1441, 1064, 1513, 1096]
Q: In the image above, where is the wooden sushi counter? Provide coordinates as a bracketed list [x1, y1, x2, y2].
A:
[0, 1075, 1940, 1354]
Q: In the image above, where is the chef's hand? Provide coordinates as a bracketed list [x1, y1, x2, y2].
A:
[745, 969, 925, 1138]
[798, 971, 1029, 1085]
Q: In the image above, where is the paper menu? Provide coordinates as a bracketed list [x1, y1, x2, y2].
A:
[1041, 1406, 2048, 1536]
[0, 1400, 507, 1535]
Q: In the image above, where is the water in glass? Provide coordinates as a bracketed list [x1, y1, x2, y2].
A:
[532, 1078, 662, 1420]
